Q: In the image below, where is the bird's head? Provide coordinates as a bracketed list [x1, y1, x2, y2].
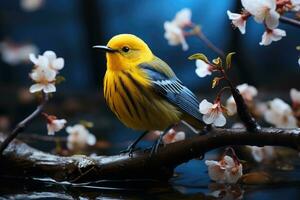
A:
[94, 34, 153, 71]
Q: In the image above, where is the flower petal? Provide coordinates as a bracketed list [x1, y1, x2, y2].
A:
[52, 58, 64, 70]
[30, 70, 41, 81]
[227, 10, 246, 34]
[66, 126, 74, 134]
[213, 113, 226, 127]
[174, 8, 192, 27]
[87, 134, 96, 145]
[37, 55, 49, 68]
[43, 84, 56, 93]
[199, 99, 213, 114]
[259, 31, 272, 46]
[265, 9, 280, 29]
[290, 88, 300, 104]
[44, 68, 56, 81]
[29, 53, 38, 65]
[227, 10, 241, 20]
[272, 29, 286, 41]
[43, 50, 57, 61]
[29, 83, 44, 93]
[203, 112, 217, 125]
[195, 60, 211, 78]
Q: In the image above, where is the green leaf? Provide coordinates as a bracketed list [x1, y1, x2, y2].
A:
[79, 120, 94, 128]
[226, 52, 236, 69]
[188, 53, 209, 63]
[55, 75, 66, 84]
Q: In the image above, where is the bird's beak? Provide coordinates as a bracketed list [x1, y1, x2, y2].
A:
[93, 45, 117, 53]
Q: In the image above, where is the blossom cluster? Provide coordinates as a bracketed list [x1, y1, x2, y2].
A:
[205, 155, 243, 184]
[29, 50, 64, 93]
[0, 41, 39, 66]
[43, 112, 96, 152]
[66, 124, 96, 152]
[227, 0, 300, 46]
[27, 50, 96, 153]
[164, 8, 192, 51]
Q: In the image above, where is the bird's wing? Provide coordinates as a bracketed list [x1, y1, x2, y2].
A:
[139, 57, 203, 122]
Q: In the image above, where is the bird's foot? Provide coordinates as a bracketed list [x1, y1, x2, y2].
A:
[120, 146, 140, 157]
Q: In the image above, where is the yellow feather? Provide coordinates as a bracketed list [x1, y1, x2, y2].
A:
[101, 34, 204, 131]
[104, 67, 181, 131]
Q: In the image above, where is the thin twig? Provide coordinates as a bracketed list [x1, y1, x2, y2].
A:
[0, 93, 49, 155]
[18, 133, 67, 142]
[195, 31, 225, 59]
[280, 16, 300, 28]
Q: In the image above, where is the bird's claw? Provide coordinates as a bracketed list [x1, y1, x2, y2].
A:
[149, 139, 163, 157]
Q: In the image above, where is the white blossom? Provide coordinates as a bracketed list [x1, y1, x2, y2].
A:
[247, 146, 275, 162]
[195, 59, 212, 78]
[173, 8, 192, 28]
[46, 117, 67, 136]
[259, 28, 286, 46]
[290, 88, 300, 106]
[66, 124, 96, 151]
[153, 129, 185, 144]
[0, 41, 38, 66]
[164, 21, 189, 51]
[291, 0, 300, 11]
[160, 129, 185, 144]
[227, 11, 247, 34]
[205, 155, 243, 184]
[298, 57, 300, 67]
[264, 98, 298, 128]
[29, 66, 57, 93]
[20, 0, 44, 12]
[199, 99, 226, 127]
[29, 50, 64, 72]
[226, 83, 258, 116]
[163, 8, 193, 51]
[29, 50, 64, 94]
[226, 97, 237, 116]
[241, 0, 280, 29]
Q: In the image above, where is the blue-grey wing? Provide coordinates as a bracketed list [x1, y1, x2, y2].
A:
[139, 61, 203, 121]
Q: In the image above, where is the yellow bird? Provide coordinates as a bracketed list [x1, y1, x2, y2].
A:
[94, 34, 205, 154]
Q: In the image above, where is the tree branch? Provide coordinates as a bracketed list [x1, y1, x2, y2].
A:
[227, 83, 261, 132]
[194, 31, 225, 59]
[280, 16, 300, 28]
[1, 127, 300, 183]
[0, 94, 48, 155]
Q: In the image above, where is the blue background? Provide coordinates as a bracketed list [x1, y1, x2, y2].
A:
[1, 0, 299, 93]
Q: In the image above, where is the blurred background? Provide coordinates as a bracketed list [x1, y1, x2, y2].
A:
[0, 0, 299, 150]
[1, 0, 300, 199]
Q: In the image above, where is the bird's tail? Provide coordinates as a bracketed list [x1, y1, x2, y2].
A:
[182, 113, 207, 134]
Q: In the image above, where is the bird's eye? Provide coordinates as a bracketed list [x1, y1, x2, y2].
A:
[122, 46, 130, 52]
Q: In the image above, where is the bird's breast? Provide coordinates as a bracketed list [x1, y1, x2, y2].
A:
[103, 68, 181, 131]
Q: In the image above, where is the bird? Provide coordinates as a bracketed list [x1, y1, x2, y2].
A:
[94, 34, 206, 155]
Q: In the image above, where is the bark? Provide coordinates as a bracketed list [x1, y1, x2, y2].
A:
[1, 128, 300, 183]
